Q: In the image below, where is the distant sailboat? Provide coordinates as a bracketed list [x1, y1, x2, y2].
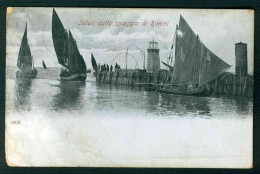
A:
[52, 9, 87, 81]
[158, 15, 231, 96]
[91, 53, 98, 72]
[42, 60, 47, 69]
[16, 22, 38, 78]
[91, 53, 98, 76]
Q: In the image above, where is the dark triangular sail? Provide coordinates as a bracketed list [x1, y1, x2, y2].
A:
[171, 16, 198, 85]
[42, 60, 47, 69]
[52, 9, 86, 73]
[195, 37, 231, 86]
[17, 23, 33, 71]
[67, 30, 86, 73]
[171, 15, 231, 87]
[52, 9, 69, 68]
[91, 53, 97, 71]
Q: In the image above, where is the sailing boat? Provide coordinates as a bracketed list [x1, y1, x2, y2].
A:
[52, 9, 87, 81]
[42, 60, 47, 69]
[158, 15, 231, 96]
[16, 22, 38, 78]
[91, 53, 98, 76]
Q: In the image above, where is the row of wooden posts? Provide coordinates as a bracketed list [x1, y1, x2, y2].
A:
[209, 73, 253, 97]
[96, 70, 253, 97]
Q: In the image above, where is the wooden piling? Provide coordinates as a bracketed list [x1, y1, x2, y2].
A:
[96, 70, 252, 97]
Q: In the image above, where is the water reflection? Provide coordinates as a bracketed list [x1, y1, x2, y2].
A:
[158, 93, 211, 117]
[94, 83, 115, 111]
[233, 97, 252, 117]
[8, 72, 253, 119]
[145, 91, 160, 113]
[51, 81, 85, 111]
[14, 78, 33, 111]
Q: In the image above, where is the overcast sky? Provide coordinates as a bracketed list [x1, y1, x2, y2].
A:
[6, 8, 254, 74]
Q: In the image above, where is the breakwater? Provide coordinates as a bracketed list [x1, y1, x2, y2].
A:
[208, 72, 253, 97]
[96, 69, 170, 86]
[96, 69, 253, 97]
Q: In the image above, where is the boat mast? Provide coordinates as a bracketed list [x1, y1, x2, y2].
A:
[169, 25, 178, 66]
[170, 24, 179, 84]
[67, 30, 70, 71]
[75, 39, 78, 70]
[174, 24, 178, 66]
[192, 34, 199, 86]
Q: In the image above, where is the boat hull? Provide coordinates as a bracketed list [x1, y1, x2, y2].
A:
[16, 68, 38, 78]
[157, 85, 212, 97]
[145, 84, 156, 91]
[145, 87, 156, 91]
[60, 73, 87, 82]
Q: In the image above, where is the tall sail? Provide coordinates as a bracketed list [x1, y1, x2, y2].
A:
[67, 30, 86, 73]
[17, 23, 33, 71]
[91, 53, 97, 71]
[52, 9, 86, 73]
[52, 9, 68, 68]
[171, 15, 231, 87]
[195, 37, 231, 86]
[171, 16, 198, 85]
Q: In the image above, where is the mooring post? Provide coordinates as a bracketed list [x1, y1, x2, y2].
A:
[233, 75, 236, 95]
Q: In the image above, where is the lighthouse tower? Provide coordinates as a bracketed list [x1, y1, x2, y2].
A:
[146, 40, 160, 73]
[235, 42, 248, 77]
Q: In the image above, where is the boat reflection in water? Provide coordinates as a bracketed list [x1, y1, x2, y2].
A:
[51, 81, 86, 111]
[14, 78, 33, 111]
[223, 96, 252, 118]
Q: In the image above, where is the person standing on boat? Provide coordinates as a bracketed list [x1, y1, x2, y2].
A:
[107, 64, 109, 72]
[110, 65, 113, 72]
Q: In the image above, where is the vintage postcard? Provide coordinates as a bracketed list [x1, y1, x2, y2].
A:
[5, 8, 253, 168]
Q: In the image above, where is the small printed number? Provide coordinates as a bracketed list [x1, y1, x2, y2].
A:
[11, 120, 20, 124]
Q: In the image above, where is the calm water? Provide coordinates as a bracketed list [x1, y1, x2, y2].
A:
[5, 66, 253, 167]
[6, 66, 252, 119]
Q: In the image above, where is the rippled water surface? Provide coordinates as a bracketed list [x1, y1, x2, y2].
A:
[5, 66, 253, 167]
[6, 67, 252, 119]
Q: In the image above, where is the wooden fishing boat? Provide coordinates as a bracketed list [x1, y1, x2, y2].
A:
[16, 23, 38, 78]
[52, 9, 87, 81]
[157, 84, 212, 97]
[158, 15, 231, 96]
[145, 84, 156, 91]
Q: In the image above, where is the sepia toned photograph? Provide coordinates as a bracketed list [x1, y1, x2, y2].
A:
[5, 7, 253, 168]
